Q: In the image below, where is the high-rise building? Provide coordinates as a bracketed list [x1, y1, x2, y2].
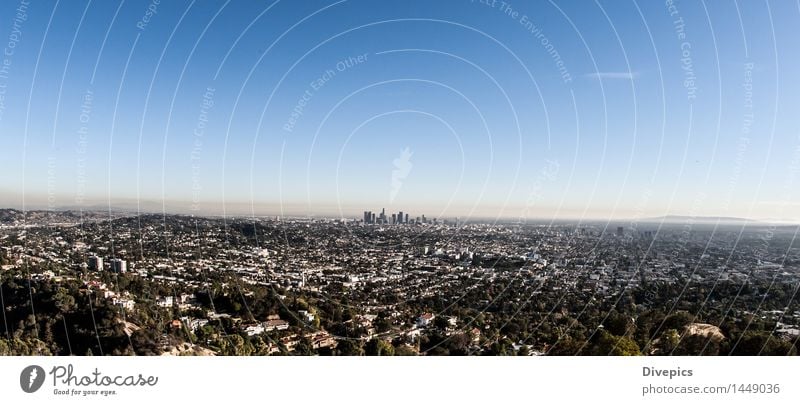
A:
[88, 256, 103, 271]
[363, 208, 414, 225]
[617, 226, 624, 237]
[110, 258, 127, 273]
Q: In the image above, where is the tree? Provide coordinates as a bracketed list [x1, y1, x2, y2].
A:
[420, 333, 451, 355]
[365, 339, 394, 356]
[654, 329, 680, 355]
[219, 334, 253, 356]
[590, 330, 640, 356]
[53, 288, 76, 313]
[486, 338, 513, 356]
[393, 344, 418, 356]
[674, 334, 720, 356]
[335, 339, 363, 356]
[0, 337, 53, 355]
[662, 312, 694, 332]
[729, 331, 796, 356]
[500, 322, 522, 340]
[250, 336, 272, 356]
[130, 329, 161, 356]
[605, 312, 633, 336]
[548, 337, 585, 356]
[434, 315, 450, 331]
[374, 316, 391, 333]
[446, 333, 471, 355]
[293, 337, 315, 355]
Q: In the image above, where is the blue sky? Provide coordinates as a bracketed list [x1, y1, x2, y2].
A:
[0, 0, 798, 221]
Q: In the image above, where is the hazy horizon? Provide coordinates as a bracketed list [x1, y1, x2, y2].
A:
[2, 194, 799, 225]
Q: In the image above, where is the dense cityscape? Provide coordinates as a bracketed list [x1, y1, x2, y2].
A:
[1, 208, 798, 356]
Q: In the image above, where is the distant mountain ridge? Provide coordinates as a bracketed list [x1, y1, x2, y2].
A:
[638, 215, 759, 224]
[0, 208, 24, 223]
[0, 208, 124, 225]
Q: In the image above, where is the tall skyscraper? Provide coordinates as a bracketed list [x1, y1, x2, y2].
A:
[617, 226, 624, 237]
[110, 258, 127, 273]
[363, 207, 413, 225]
[88, 256, 103, 271]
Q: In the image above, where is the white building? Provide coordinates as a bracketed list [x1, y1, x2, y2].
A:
[189, 319, 209, 331]
[264, 319, 290, 332]
[113, 298, 135, 311]
[110, 258, 127, 273]
[88, 256, 103, 271]
[416, 313, 435, 328]
[297, 310, 315, 323]
[245, 324, 266, 336]
[156, 296, 174, 308]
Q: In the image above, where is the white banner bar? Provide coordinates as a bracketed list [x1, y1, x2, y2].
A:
[1, 356, 796, 404]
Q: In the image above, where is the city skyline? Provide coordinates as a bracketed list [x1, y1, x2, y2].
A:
[1, 1, 799, 223]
